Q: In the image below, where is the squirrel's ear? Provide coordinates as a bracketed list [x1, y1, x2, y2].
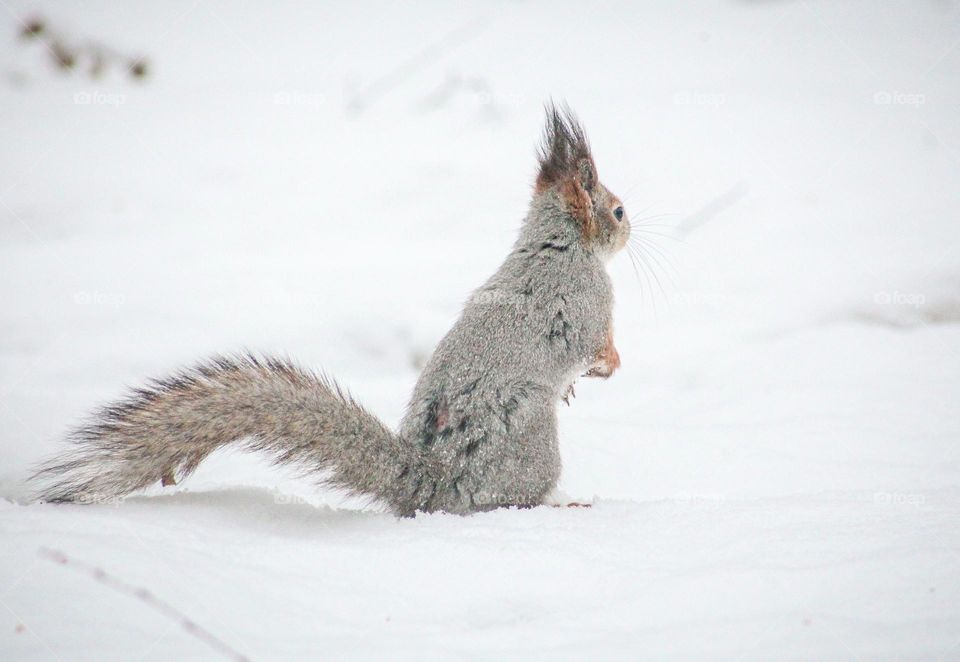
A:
[535, 102, 595, 194]
[558, 177, 598, 239]
[576, 156, 597, 192]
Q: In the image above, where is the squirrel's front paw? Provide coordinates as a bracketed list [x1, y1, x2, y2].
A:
[585, 363, 614, 379]
[585, 332, 620, 379]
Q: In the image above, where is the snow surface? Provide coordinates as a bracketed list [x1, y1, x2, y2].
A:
[1, 1, 959, 659]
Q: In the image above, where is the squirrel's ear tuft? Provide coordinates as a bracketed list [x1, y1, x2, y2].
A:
[535, 102, 597, 194]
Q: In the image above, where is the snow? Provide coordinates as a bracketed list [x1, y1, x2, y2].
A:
[1, 0, 959, 659]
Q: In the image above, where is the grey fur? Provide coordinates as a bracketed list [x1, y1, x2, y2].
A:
[32, 104, 631, 516]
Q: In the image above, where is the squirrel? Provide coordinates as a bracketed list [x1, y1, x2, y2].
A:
[32, 103, 630, 516]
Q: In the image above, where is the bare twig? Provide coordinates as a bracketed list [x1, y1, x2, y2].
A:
[17, 15, 149, 79]
[39, 547, 250, 662]
[678, 181, 748, 233]
[346, 16, 487, 115]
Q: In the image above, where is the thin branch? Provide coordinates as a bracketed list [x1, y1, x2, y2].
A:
[38, 548, 250, 662]
[346, 16, 488, 115]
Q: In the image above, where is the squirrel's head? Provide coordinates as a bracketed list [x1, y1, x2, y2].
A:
[532, 103, 630, 260]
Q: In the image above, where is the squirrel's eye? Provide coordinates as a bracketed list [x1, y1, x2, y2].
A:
[613, 206, 624, 221]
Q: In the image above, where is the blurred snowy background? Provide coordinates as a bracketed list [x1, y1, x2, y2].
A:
[1, 1, 958, 660]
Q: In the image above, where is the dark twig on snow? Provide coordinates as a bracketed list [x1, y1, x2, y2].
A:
[39, 547, 249, 662]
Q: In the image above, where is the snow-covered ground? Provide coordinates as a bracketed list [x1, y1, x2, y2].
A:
[2, 1, 959, 659]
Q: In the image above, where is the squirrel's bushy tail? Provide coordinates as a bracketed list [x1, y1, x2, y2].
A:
[32, 354, 421, 513]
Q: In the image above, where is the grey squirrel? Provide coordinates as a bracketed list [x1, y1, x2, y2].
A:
[33, 103, 630, 516]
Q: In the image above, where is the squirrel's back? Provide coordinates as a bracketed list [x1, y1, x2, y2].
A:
[399, 212, 613, 512]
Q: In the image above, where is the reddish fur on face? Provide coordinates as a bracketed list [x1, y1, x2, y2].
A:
[558, 177, 598, 240]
